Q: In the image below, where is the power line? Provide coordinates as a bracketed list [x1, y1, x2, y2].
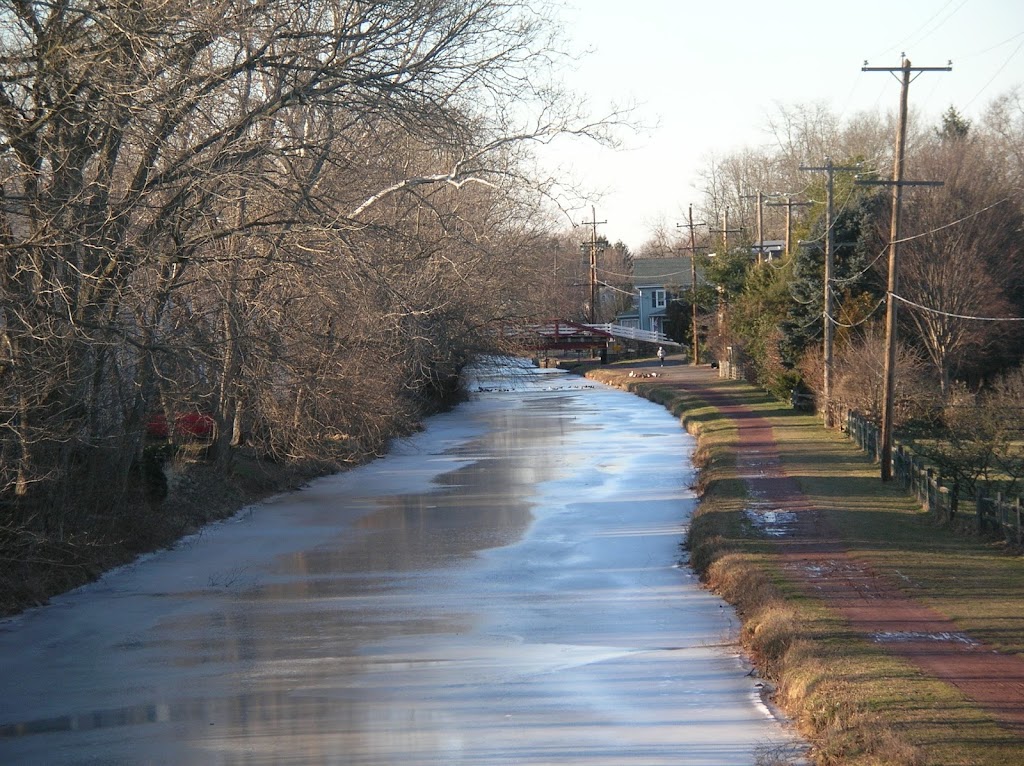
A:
[826, 297, 887, 329]
[831, 197, 1014, 287]
[830, 243, 888, 286]
[893, 197, 1013, 243]
[892, 294, 1024, 322]
[597, 280, 638, 297]
[965, 36, 1024, 108]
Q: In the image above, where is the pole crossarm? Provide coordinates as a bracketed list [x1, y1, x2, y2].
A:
[862, 65, 952, 73]
[799, 165, 861, 173]
[856, 180, 944, 187]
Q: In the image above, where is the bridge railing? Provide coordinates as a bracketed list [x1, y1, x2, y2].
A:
[586, 324, 682, 347]
[505, 321, 682, 350]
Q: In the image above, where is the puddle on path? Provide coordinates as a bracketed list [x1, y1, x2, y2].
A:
[744, 505, 799, 537]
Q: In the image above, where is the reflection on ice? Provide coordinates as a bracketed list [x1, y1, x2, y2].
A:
[0, 357, 806, 765]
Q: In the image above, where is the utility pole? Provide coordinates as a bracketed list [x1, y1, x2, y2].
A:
[709, 206, 743, 254]
[709, 206, 743, 343]
[800, 158, 860, 428]
[765, 196, 813, 260]
[861, 56, 949, 481]
[740, 191, 766, 263]
[756, 191, 763, 263]
[580, 206, 607, 325]
[676, 205, 706, 365]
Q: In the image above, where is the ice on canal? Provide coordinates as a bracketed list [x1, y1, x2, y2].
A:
[0, 359, 806, 765]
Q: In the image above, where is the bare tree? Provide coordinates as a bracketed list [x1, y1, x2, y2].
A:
[896, 132, 1024, 395]
[0, 0, 624, 558]
[981, 87, 1024, 193]
[832, 326, 939, 425]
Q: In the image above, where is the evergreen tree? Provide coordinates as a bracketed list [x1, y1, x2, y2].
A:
[779, 190, 887, 369]
[936, 105, 971, 142]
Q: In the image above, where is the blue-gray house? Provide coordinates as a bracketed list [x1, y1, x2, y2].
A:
[614, 256, 699, 336]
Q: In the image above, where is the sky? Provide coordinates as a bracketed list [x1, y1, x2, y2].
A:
[542, 0, 1024, 250]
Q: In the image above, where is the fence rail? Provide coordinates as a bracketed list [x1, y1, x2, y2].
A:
[846, 411, 1023, 543]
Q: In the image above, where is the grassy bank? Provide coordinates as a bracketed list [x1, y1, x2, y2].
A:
[588, 367, 1024, 766]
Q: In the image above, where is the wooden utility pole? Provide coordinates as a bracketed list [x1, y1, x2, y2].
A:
[766, 196, 812, 260]
[580, 206, 607, 325]
[861, 56, 949, 481]
[740, 191, 766, 263]
[756, 191, 763, 263]
[800, 158, 860, 427]
[676, 205, 706, 364]
[709, 206, 743, 253]
[709, 206, 744, 343]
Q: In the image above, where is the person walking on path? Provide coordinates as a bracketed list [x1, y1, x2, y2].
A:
[657, 346, 665, 366]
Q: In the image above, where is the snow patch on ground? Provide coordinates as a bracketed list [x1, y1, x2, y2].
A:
[744, 506, 799, 537]
[870, 631, 980, 646]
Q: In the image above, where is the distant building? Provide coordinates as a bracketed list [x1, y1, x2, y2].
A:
[753, 240, 785, 261]
[614, 256, 700, 336]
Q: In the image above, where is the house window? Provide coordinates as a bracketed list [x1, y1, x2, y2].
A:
[652, 289, 666, 309]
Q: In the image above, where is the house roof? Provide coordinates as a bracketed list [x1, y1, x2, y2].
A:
[752, 240, 785, 254]
[630, 256, 697, 288]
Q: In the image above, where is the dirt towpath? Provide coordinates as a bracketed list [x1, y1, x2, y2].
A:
[597, 359, 1024, 736]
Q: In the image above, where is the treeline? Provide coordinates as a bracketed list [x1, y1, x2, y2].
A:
[681, 97, 1024, 494]
[0, 0, 611, 606]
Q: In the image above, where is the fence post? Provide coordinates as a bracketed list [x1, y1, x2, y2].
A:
[976, 488, 985, 532]
[1016, 497, 1022, 546]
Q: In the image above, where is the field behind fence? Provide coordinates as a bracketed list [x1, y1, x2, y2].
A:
[846, 411, 1024, 544]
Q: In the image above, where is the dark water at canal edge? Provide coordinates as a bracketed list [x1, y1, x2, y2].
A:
[0, 359, 805, 765]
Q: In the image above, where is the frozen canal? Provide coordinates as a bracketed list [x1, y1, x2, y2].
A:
[0, 361, 803, 765]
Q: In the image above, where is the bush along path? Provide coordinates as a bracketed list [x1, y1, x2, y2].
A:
[588, 359, 1024, 766]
